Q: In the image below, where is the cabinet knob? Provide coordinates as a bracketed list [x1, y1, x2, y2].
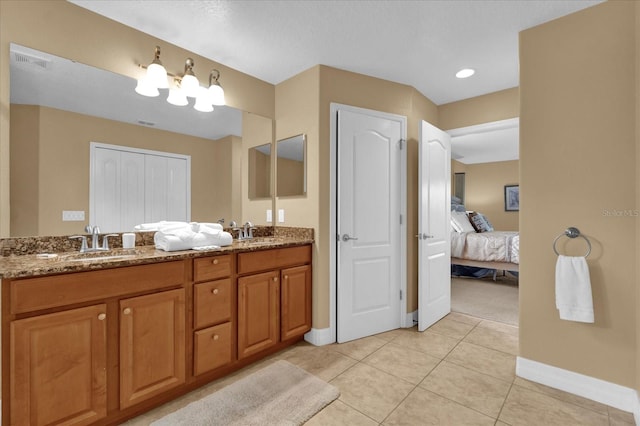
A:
[98, 313, 106, 321]
[212, 259, 219, 265]
[284, 275, 289, 280]
[272, 276, 278, 282]
[212, 334, 219, 341]
[212, 288, 219, 295]
[123, 307, 132, 315]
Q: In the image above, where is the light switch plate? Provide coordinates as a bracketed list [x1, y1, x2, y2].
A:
[62, 210, 85, 221]
[278, 209, 285, 223]
[266, 209, 272, 223]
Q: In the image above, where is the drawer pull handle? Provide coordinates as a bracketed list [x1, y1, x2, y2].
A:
[98, 313, 106, 321]
[212, 334, 219, 341]
[212, 259, 219, 265]
[212, 288, 219, 295]
[123, 308, 132, 315]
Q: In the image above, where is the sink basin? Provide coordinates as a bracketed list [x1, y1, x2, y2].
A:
[57, 249, 143, 262]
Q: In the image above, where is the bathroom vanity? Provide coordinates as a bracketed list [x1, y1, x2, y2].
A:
[0, 231, 313, 425]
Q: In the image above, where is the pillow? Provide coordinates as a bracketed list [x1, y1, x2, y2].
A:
[468, 212, 494, 233]
[451, 211, 475, 233]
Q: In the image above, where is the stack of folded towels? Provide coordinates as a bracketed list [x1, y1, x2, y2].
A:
[147, 221, 233, 252]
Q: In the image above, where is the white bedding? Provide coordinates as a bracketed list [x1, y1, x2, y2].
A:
[451, 231, 519, 264]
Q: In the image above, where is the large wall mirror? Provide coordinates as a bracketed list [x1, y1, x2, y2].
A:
[248, 143, 272, 199]
[276, 134, 306, 197]
[9, 43, 273, 237]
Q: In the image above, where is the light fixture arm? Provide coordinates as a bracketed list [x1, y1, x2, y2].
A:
[209, 69, 221, 86]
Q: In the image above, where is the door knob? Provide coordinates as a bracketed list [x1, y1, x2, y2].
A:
[341, 234, 358, 242]
[415, 233, 435, 240]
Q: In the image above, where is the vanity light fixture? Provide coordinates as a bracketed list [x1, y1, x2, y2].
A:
[135, 46, 227, 112]
[455, 68, 475, 79]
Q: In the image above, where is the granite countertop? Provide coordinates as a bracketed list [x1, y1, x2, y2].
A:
[0, 236, 314, 279]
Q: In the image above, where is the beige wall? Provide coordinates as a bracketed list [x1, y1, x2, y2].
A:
[439, 87, 519, 131]
[276, 157, 305, 197]
[10, 105, 240, 236]
[461, 160, 519, 231]
[241, 112, 274, 225]
[520, 0, 636, 388]
[0, 0, 275, 237]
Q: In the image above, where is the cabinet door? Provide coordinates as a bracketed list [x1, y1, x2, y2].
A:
[237, 270, 279, 359]
[281, 264, 312, 341]
[120, 289, 185, 409]
[11, 305, 107, 426]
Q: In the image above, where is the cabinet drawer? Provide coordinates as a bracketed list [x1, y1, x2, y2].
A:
[194, 255, 232, 282]
[11, 261, 186, 315]
[237, 245, 311, 275]
[194, 322, 233, 376]
[194, 279, 232, 329]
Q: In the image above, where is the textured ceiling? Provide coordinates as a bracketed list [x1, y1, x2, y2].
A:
[70, 0, 601, 105]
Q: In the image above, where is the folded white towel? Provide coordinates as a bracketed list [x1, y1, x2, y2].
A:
[555, 255, 594, 323]
[154, 222, 232, 252]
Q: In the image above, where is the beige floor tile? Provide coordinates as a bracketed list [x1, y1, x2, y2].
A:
[330, 362, 414, 422]
[463, 325, 518, 355]
[382, 387, 495, 425]
[499, 384, 609, 426]
[513, 377, 609, 415]
[476, 319, 519, 336]
[390, 329, 460, 359]
[276, 344, 357, 382]
[363, 342, 440, 384]
[608, 406, 636, 425]
[329, 335, 388, 360]
[428, 316, 477, 339]
[419, 361, 511, 418]
[446, 311, 483, 326]
[374, 327, 415, 341]
[445, 341, 516, 382]
[306, 400, 379, 426]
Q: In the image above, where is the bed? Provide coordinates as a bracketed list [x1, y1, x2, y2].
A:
[450, 200, 519, 274]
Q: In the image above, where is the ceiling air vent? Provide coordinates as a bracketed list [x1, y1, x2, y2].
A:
[11, 51, 52, 71]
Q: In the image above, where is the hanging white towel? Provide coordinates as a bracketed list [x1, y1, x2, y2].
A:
[555, 255, 594, 323]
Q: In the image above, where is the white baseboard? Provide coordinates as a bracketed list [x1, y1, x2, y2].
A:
[517, 357, 638, 417]
[304, 327, 334, 346]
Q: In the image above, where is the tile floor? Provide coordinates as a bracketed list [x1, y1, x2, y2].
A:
[127, 313, 636, 425]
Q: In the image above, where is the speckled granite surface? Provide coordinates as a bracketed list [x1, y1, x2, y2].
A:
[0, 226, 314, 279]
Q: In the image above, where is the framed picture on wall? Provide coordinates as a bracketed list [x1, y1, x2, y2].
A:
[504, 185, 520, 211]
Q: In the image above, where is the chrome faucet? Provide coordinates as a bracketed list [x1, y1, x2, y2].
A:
[69, 225, 117, 252]
[243, 221, 255, 240]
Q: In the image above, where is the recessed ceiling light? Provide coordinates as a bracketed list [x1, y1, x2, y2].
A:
[456, 68, 475, 79]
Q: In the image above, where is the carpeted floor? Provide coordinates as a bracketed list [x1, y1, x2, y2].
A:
[451, 273, 519, 326]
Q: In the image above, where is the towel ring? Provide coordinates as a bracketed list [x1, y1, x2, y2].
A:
[553, 227, 591, 258]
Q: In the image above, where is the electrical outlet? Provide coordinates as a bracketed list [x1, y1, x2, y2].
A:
[62, 210, 85, 221]
[266, 209, 272, 223]
[278, 209, 285, 223]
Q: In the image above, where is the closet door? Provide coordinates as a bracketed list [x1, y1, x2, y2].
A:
[145, 155, 188, 223]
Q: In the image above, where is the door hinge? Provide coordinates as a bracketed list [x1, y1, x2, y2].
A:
[399, 214, 403, 225]
[399, 139, 405, 150]
[400, 289, 403, 300]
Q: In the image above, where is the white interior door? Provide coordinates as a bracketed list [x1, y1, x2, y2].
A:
[337, 108, 405, 343]
[418, 120, 451, 331]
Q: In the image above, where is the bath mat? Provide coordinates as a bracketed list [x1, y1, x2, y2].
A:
[151, 360, 339, 426]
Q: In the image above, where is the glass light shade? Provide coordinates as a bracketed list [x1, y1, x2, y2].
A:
[167, 87, 188, 106]
[135, 78, 159, 97]
[181, 74, 200, 98]
[146, 62, 168, 88]
[208, 83, 225, 106]
[194, 88, 214, 112]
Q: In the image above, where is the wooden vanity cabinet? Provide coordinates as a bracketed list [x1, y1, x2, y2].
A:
[4, 261, 186, 426]
[192, 254, 235, 376]
[237, 245, 312, 359]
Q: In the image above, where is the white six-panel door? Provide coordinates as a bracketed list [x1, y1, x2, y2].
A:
[418, 121, 451, 331]
[337, 108, 405, 343]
